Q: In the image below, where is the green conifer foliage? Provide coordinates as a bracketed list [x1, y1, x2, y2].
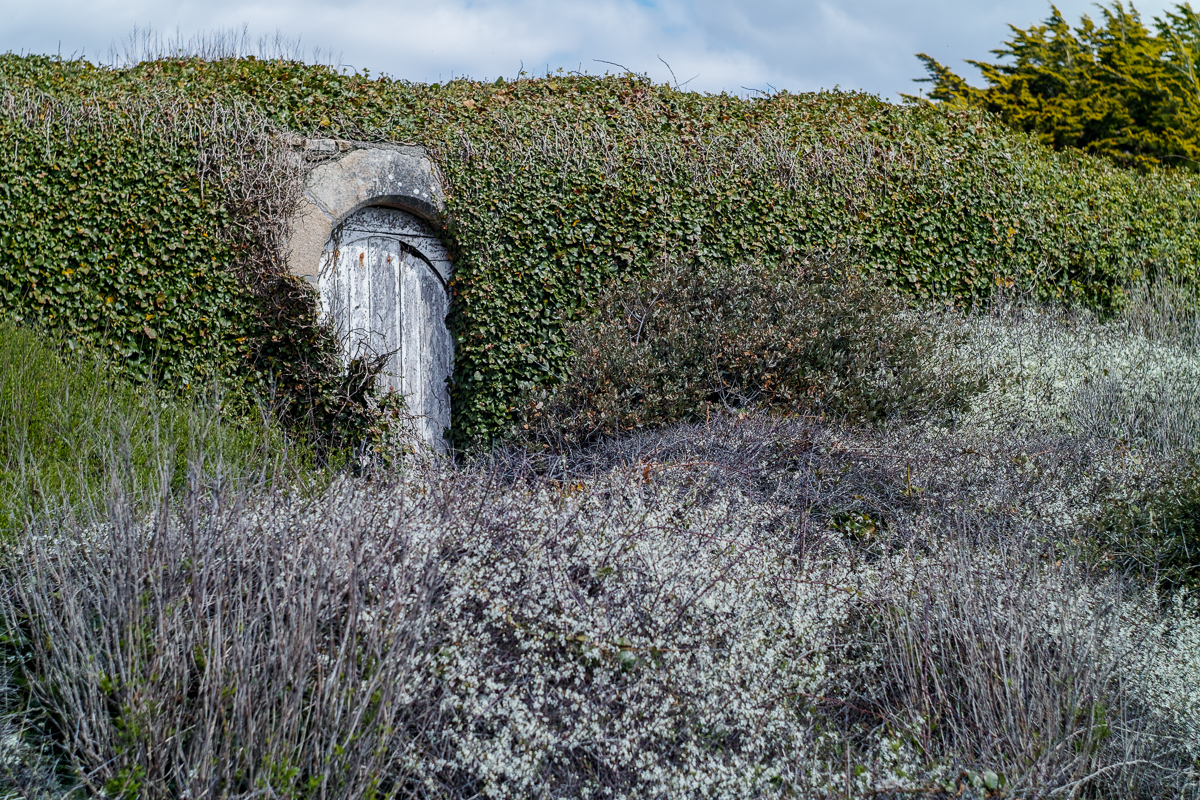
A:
[910, 2, 1200, 170]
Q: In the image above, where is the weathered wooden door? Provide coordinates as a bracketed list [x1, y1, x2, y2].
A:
[318, 206, 452, 448]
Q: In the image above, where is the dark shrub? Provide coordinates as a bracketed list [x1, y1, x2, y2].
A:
[523, 254, 979, 446]
[1098, 457, 1200, 593]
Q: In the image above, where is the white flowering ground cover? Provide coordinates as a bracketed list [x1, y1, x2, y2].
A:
[2, 292, 1199, 799]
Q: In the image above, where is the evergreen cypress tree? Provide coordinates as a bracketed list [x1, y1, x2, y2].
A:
[908, 2, 1200, 170]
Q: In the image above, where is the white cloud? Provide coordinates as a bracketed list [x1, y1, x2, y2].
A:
[0, 0, 1187, 99]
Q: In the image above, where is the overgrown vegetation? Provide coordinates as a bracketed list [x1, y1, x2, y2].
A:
[5, 51, 1200, 442]
[2, 32, 1200, 799]
[911, 1, 1200, 171]
[523, 252, 979, 446]
[0, 319, 304, 533]
[5, 294, 1200, 796]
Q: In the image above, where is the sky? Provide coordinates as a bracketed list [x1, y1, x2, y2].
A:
[0, 0, 1187, 101]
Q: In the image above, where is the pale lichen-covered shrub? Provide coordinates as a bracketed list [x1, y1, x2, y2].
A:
[934, 284, 1200, 456]
[1132, 591, 1200, 768]
[2, 467, 860, 798]
[838, 544, 1199, 798]
[6, 280, 1200, 800]
[4, 438, 1199, 799]
[922, 282, 1200, 591]
[419, 481, 851, 797]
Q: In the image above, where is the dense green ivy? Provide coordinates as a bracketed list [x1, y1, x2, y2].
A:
[0, 96, 247, 386]
[0, 67, 369, 447]
[3, 54, 1199, 445]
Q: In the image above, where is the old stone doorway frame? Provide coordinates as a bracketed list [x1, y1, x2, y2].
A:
[285, 140, 453, 449]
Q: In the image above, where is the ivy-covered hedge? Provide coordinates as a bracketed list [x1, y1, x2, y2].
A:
[0, 90, 252, 385]
[3, 54, 1200, 445]
[0, 60, 373, 445]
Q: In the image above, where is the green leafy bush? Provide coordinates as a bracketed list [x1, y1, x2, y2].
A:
[5, 53, 1200, 445]
[522, 254, 979, 446]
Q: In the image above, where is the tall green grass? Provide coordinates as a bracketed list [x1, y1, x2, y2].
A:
[0, 320, 305, 533]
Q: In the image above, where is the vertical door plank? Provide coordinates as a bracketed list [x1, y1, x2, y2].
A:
[346, 242, 371, 362]
[400, 249, 425, 433]
[369, 236, 402, 393]
[401, 252, 452, 444]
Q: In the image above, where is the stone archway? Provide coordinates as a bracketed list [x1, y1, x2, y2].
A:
[286, 141, 453, 448]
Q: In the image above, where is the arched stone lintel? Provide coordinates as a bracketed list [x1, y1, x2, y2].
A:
[286, 142, 449, 282]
